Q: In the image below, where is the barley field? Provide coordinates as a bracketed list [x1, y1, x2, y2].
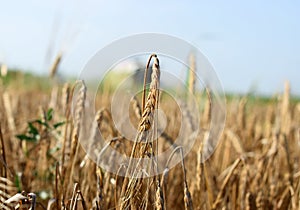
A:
[0, 55, 299, 210]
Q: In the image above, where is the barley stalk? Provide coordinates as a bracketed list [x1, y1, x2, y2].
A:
[120, 54, 161, 210]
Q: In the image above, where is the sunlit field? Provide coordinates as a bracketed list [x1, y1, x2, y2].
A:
[0, 54, 299, 210]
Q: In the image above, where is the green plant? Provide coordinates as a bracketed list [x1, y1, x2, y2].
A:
[16, 108, 65, 143]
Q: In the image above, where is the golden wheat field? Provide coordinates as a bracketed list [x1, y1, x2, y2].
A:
[0, 54, 299, 210]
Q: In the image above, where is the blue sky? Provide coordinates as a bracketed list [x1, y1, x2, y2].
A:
[0, 0, 299, 95]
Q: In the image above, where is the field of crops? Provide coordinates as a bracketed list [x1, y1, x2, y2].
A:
[0, 55, 299, 210]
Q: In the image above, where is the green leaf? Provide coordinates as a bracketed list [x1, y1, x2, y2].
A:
[16, 134, 36, 142]
[28, 122, 39, 135]
[14, 175, 22, 192]
[47, 108, 53, 121]
[34, 119, 50, 128]
[53, 121, 65, 129]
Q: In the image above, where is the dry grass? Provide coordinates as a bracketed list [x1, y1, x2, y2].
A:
[0, 55, 299, 210]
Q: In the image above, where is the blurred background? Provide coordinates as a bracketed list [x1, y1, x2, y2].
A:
[0, 0, 299, 95]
